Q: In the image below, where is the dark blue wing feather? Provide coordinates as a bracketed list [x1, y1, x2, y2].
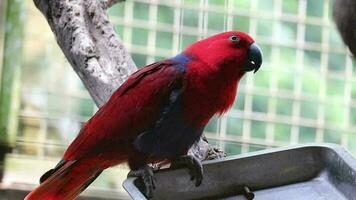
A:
[133, 53, 203, 158]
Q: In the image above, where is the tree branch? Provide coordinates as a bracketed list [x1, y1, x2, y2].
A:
[34, 0, 136, 106]
[33, 0, 226, 161]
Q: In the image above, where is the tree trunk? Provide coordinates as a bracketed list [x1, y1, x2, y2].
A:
[33, 0, 226, 162]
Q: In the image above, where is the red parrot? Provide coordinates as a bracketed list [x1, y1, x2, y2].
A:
[25, 31, 262, 200]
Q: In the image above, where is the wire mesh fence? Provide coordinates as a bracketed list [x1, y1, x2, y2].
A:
[7, 0, 355, 191]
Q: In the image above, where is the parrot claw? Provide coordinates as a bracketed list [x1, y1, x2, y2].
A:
[170, 155, 203, 187]
[128, 165, 156, 198]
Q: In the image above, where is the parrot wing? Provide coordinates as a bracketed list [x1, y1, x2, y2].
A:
[63, 58, 188, 162]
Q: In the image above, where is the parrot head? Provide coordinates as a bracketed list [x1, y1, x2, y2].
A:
[185, 31, 263, 74]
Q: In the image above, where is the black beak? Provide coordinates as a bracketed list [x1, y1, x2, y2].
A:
[243, 43, 263, 73]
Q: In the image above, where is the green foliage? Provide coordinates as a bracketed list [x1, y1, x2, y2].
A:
[0, 0, 24, 145]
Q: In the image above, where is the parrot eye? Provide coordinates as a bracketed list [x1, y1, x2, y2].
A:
[229, 35, 240, 43]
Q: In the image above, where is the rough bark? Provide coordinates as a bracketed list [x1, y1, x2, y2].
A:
[333, 0, 356, 58]
[34, 0, 136, 106]
[33, 0, 226, 162]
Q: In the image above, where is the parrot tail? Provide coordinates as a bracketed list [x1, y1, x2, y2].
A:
[25, 159, 103, 200]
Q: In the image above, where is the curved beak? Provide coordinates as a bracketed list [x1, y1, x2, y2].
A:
[243, 43, 263, 73]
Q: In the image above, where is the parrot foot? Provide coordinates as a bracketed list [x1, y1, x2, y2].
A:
[170, 155, 203, 187]
[127, 165, 156, 198]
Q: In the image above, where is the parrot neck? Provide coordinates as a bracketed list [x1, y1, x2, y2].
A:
[183, 55, 244, 128]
